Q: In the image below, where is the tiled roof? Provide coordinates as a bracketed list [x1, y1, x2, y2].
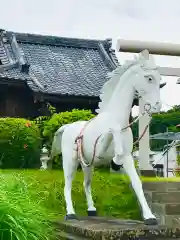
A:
[0, 29, 119, 97]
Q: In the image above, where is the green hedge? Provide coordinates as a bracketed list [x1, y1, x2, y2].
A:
[34, 103, 57, 145]
[0, 118, 42, 168]
[43, 109, 95, 148]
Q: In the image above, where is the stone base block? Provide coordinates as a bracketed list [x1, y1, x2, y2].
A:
[53, 216, 180, 240]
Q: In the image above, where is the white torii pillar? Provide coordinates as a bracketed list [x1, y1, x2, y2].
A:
[116, 38, 180, 176]
[138, 99, 154, 175]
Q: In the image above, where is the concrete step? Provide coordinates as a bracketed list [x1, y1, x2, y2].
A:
[53, 216, 180, 240]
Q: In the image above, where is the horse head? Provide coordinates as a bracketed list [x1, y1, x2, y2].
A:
[133, 49, 162, 114]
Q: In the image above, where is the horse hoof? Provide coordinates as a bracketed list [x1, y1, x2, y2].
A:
[111, 160, 123, 171]
[88, 210, 97, 217]
[144, 218, 158, 225]
[65, 214, 78, 220]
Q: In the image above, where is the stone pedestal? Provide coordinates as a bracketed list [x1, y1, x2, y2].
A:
[54, 182, 180, 239]
[143, 181, 180, 225]
[54, 216, 180, 240]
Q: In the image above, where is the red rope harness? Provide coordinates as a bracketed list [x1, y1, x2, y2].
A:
[75, 117, 149, 167]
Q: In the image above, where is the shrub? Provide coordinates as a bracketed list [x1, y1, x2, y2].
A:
[34, 103, 57, 144]
[0, 118, 42, 168]
[34, 115, 50, 145]
[43, 109, 95, 148]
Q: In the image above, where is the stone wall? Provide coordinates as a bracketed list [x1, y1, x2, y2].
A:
[143, 181, 180, 225]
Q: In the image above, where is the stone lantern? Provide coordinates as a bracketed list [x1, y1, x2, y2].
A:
[40, 146, 50, 170]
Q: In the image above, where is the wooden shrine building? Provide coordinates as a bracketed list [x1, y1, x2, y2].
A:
[0, 29, 120, 118]
[0, 29, 165, 119]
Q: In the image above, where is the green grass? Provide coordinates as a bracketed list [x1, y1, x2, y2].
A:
[0, 169, 180, 240]
[142, 176, 180, 182]
[0, 171, 53, 240]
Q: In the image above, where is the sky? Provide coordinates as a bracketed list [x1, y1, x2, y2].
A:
[1, 0, 180, 116]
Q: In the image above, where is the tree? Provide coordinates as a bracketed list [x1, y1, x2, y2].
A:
[131, 106, 180, 151]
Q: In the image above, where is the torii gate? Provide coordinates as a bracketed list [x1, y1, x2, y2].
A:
[116, 39, 180, 176]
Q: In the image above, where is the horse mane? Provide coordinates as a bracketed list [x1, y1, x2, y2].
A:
[96, 58, 139, 113]
[96, 50, 157, 114]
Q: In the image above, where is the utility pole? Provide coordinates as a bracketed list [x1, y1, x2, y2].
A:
[166, 127, 169, 178]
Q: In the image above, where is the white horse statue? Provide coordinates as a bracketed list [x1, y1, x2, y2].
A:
[51, 50, 162, 225]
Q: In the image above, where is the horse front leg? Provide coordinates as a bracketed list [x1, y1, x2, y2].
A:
[110, 126, 124, 169]
[122, 154, 158, 225]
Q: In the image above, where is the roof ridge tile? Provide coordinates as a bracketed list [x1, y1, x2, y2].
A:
[7, 31, 109, 50]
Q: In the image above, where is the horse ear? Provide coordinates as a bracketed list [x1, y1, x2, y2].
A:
[139, 49, 149, 60]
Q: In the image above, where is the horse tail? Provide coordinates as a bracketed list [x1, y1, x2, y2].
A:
[51, 124, 70, 158]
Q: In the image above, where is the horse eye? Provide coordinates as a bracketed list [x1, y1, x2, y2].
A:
[148, 77, 153, 83]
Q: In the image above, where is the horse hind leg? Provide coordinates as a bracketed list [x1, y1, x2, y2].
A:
[62, 148, 79, 220]
[82, 164, 97, 216]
